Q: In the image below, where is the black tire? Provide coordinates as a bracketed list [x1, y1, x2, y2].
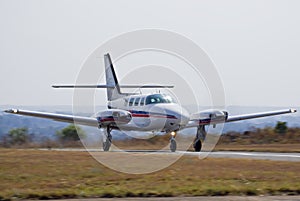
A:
[170, 139, 177, 152]
[193, 139, 202, 152]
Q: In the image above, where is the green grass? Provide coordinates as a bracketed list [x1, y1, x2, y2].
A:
[112, 129, 300, 153]
[0, 149, 300, 200]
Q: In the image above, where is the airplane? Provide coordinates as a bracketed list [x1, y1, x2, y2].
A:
[4, 53, 297, 152]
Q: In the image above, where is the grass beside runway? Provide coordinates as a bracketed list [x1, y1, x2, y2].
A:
[1, 149, 300, 200]
[114, 140, 300, 153]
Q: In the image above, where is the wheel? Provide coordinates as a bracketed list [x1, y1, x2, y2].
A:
[102, 127, 112, 152]
[103, 140, 111, 151]
[193, 139, 202, 152]
[170, 138, 177, 152]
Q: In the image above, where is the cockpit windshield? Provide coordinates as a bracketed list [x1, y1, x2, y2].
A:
[145, 94, 175, 105]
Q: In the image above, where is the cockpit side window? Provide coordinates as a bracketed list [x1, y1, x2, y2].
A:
[145, 94, 174, 105]
[129, 98, 135, 106]
[140, 97, 145, 106]
[134, 98, 140, 106]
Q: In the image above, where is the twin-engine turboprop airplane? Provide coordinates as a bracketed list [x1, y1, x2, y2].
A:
[4, 54, 297, 152]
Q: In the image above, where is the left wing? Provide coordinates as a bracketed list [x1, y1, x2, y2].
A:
[4, 109, 98, 127]
[226, 108, 297, 123]
[185, 108, 297, 128]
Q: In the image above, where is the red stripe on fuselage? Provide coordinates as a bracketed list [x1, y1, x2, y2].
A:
[131, 114, 177, 119]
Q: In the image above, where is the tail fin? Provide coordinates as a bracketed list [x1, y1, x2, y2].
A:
[104, 53, 125, 101]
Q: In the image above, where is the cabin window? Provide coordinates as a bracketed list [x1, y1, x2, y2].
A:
[140, 97, 145, 106]
[129, 98, 135, 106]
[134, 98, 140, 106]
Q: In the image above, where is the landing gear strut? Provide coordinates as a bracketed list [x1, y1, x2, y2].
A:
[102, 126, 112, 152]
[169, 132, 177, 152]
[193, 125, 206, 152]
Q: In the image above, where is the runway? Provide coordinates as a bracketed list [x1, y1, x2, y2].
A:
[180, 151, 300, 162]
[40, 148, 300, 162]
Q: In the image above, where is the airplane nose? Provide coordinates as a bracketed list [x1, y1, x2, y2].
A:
[154, 104, 190, 126]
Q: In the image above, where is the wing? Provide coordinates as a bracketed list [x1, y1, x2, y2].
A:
[226, 108, 297, 122]
[184, 108, 297, 128]
[4, 109, 98, 127]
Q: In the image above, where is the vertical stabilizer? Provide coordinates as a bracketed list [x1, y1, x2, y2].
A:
[104, 53, 124, 101]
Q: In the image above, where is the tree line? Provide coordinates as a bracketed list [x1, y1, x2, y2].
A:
[0, 124, 86, 148]
[1, 121, 299, 148]
[218, 121, 300, 145]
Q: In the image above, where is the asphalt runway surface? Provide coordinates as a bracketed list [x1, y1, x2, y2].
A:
[40, 148, 300, 162]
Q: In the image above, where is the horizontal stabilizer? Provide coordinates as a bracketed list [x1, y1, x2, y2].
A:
[52, 84, 174, 89]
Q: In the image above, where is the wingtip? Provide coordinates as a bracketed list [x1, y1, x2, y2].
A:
[290, 108, 297, 113]
[4, 109, 11, 113]
[4, 109, 19, 114]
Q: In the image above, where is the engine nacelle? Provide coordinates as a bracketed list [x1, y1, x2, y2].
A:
[191, 109, 228, 122]
[95, 109, 132, 127]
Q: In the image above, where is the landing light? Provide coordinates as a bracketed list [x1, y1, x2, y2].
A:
[171, 131, 176, 136]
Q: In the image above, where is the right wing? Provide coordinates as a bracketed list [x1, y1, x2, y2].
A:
[4, 109, 98, 127]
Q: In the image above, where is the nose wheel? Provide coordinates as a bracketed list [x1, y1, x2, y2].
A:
[169, 131, 177, 152]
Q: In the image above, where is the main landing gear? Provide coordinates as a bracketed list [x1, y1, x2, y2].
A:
[102, 126, 112, 152]
[169, 131, 177, 152]
[193, 125, 207, 152]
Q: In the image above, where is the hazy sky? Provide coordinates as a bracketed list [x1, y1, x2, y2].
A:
[0, 0, 299, 107]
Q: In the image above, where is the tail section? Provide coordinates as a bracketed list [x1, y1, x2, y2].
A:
[52, 53, 174, 102]
[104, 53, 125, 101]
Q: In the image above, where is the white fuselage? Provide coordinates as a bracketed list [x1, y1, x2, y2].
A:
[107, 93, 190, 132]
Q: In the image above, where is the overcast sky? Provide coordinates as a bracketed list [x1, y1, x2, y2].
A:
[0, 0, 299, 107]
